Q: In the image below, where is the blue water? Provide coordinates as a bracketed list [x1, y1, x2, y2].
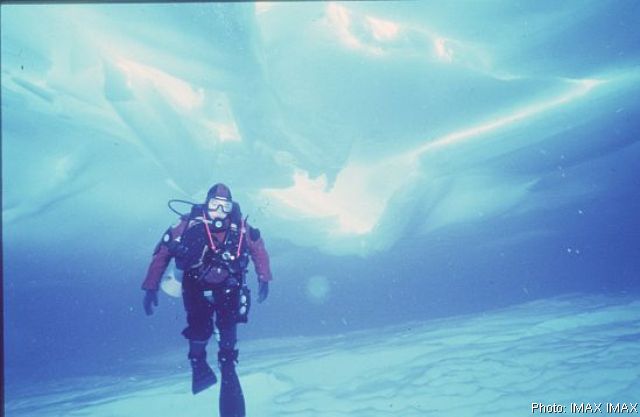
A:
[2, 2, 640, 415]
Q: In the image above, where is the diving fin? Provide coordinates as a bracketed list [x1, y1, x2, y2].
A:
[219, 349, 246, 417]
[219, 368, 245, 417]
[191, 358, 217, 395]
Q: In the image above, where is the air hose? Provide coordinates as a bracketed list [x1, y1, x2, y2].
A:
[167, 199, 198, 217]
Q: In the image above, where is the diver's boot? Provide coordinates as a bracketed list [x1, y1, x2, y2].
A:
[189, 340, 217, 395]
[218, 349, 246, 417]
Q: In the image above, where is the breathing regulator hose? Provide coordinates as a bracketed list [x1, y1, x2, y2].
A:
[167, 199, 198, 217]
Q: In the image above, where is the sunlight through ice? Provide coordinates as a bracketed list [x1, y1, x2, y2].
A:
[410, 78, 603, 156]
[263, 77, 604, 236]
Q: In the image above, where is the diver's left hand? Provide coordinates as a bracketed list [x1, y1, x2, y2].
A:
[257, 280, 269, 303]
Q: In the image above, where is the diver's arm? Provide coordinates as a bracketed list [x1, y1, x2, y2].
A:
[245, 225, 273, 283]
[141, 219, 188, 291]
[141, 244, 172, 291]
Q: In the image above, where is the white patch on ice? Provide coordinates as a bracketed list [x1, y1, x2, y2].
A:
[434, 37, 454, 62]
[115, 57, 205, 111]
[366, 16, 399, 42]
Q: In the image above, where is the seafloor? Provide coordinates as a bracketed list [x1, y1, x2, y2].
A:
[6, 293, 639, 417]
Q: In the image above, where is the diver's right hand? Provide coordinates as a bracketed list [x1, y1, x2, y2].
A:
[143, 290, 159, 316]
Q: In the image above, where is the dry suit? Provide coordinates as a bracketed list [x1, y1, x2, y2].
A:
[141, 184, 272, 416]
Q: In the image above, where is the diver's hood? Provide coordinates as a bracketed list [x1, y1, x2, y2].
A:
[207, 183, 232, 201]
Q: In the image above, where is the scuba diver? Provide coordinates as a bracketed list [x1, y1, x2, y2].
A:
[141, 183, 272, 417]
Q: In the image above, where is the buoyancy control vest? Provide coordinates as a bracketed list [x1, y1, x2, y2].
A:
[171, 202, 250, 278]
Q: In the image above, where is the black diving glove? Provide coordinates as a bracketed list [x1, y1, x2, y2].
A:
[143, 289, 159, 316]
[257, 280, 269, 304]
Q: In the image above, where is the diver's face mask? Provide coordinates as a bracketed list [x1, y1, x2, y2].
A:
[208, 197, 233, 219]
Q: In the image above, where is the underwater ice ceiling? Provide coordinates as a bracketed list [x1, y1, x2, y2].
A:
[2, 2, 640, 255]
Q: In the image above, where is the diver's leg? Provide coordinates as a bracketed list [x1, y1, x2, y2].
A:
[182, 283, 217, 394]
[216, 311, 245, 417]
